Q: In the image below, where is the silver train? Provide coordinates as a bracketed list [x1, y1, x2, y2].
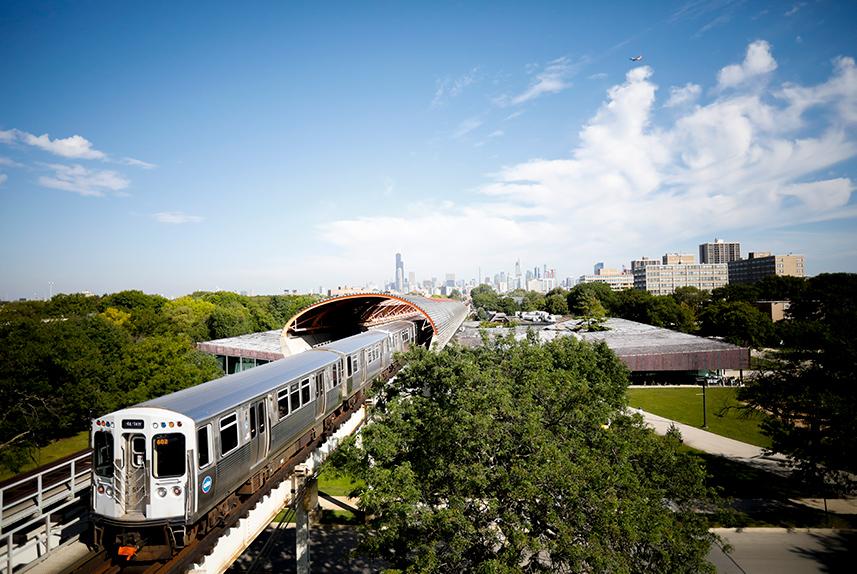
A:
[90, 320, 417, 561]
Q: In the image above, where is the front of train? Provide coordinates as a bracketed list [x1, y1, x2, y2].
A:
[91, 406, 195, 561]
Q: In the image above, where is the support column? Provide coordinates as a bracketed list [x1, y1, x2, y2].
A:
[295, 477, 317, 574]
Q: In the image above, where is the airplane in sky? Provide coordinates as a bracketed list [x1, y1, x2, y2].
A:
[629, 55, 643, 62]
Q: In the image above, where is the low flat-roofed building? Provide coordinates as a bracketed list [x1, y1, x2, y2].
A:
[455, 317, 750, 384]
[633, 263, 728, 295]
[728, 252, 806, 284]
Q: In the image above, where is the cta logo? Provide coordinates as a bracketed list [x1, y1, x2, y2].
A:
[201, 475, 213, 494]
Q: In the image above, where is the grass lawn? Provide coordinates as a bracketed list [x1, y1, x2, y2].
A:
[0, 430, 90, 482]
[318, 466, 363, 497]
[627, 387, 771, 448]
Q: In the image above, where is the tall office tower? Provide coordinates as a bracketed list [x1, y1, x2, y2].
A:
[445, 273, 456, 287]
[594, 262, 605, 274]
[515, 259, 521, 277]
[395, 253, 405, 292]
[699, 238, 741, 264]
[408, 271, 416, 291]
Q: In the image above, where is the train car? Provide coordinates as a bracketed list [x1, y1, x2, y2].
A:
[90, 327, 406, 561]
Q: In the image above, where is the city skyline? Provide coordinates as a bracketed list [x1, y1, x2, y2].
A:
[2, 1, 856, 300]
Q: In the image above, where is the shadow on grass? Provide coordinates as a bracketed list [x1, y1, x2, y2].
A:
[690, 451, 857, 528]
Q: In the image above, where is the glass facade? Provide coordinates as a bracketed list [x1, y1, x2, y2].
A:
[218, 354, 269, 374]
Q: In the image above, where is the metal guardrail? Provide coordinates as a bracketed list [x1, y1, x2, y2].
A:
[0, 450, 92, 574]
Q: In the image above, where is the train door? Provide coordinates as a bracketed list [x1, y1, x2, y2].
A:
[124, 434, 147, 515]
[248, 400, 268, 468]
[315, 372, 326, 419]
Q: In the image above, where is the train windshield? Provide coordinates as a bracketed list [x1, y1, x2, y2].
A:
[93, 431, 114, 477]
[152, 434, 186, 478]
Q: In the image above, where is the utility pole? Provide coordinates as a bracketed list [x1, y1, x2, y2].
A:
[702, 376, 708, 429]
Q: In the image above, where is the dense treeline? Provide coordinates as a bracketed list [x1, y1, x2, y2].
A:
[333, 336, 718, 572]
[0, 290, 318, 472]
[471, 274, 811, 348]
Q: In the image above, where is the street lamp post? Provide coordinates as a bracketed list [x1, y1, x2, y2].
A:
[702, 375, 708, 429]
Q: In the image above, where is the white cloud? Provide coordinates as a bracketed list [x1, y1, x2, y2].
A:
[588, 72, 608, 81]
[785, 3, 806, 17]
[0, 128, 154, 167]
[717, 40, 777, 89]
[119, 157, 157, 169]
[431, 68, 478, 108]
[38, 164, 129, 196]
[0, 174, 7, 186]
[153, 212, 204, 224]
[0, 156, 23, 167]
[502, 56, 583, 106]
[317, 41, 857, 280]
[21, 132, 105, 159]
[665, 83, 702, 107]
[452, 117, 483, 139]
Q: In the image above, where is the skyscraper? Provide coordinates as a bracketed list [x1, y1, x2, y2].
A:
[699, 238, 741, 264]
[395, 253, 404, 292]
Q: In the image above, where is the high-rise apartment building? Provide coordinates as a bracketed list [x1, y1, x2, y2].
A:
[699, 238, 741, 264]
[633, 263, 728, 295]
[728, 252, 806, 284]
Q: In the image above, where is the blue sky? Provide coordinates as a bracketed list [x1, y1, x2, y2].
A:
[1, 0, 856, 298]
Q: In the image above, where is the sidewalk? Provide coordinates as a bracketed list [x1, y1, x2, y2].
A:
[630, 407, 790, 475]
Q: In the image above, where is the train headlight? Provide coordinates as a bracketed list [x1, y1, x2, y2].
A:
[172, 486, 182, 496]
[105, 486, 114, 497]
[157, 487, 167, 498]
[97, 484, 105, 494]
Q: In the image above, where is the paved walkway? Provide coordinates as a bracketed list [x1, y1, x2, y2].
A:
[631, 407, 790, 475]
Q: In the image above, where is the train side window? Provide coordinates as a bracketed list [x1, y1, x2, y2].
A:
[250, 404, 257, 439]
[198, 426, 211, 468]
[351, 354, 360, 374]
[290, 383, 300, 411]
[220, 413, 239, 457]
[301, 378, 311, 404]
[277, 388, 289, 419]
[346, 356, 353, 377]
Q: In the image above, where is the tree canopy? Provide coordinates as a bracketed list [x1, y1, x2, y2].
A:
[738, 273, 857, 493]
[332, 337, 717, 572]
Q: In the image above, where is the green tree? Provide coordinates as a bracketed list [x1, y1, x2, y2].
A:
[567, 282, 616, 315]
[739, 273, 857, 494]
[700, 300, 774, 348]
[111, 335, 223, 407]
[543, 293, 569, 315]
[162, 296, 216, 341]
[671, 286, 709, 317]
[470, 285, 500, 312]
[579, 292, 608, 330]
[333, 338, 716, 572]
[206, 303, 254, 339]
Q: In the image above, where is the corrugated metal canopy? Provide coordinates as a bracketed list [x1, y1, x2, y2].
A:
[283, 293, 468, 351]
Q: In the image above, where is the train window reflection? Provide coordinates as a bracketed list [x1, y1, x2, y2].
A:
[220, 413, 239, 456]
[277, 388, 289, 419]
[153, 434, 186, 478]
[94, 431, 113, 477]
[198, 426, 211, 468]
